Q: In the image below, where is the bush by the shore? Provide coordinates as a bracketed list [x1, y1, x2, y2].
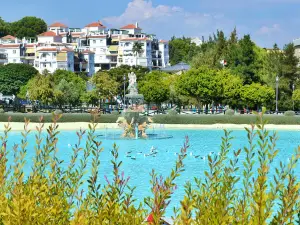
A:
[0, 113, 119, 123]
[152, 114, 300, 125]
[1, 113, 300, 125]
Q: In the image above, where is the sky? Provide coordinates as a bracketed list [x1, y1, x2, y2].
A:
[1, 0, 300, 48]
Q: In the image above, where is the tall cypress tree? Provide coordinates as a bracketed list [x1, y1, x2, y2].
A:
[236, 34, 259, 84]
[282, 43, 299, 82]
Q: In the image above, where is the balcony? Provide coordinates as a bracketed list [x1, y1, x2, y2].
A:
[152, 54, 162, 59]
[0, 54, 8, 64]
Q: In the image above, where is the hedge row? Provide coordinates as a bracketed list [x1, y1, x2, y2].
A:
[1, 113, 300, 125]
[0, 113, 119, 123]
[152, 114, 300, 125]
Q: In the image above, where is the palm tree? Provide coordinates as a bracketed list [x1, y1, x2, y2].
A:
[132, 42, 143, 66]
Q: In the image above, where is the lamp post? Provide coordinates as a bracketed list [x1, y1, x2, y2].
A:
[123, 74, 126, 107]
[293, 83, 295, 111]
[276, 76, 279, 114]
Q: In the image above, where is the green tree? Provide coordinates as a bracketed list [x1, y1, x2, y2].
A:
[234, 34, 259, 84]
[91, 71, 119, 106]
[26, 75, 55, 104]
[292, 89, 300, 110]
[52, 70, 86, 105]
[139, 71, 170, 107]
[216, 69, 243, 107]
[176, 67, 218, 108]
[54, 79, 81, 107]
[132, 42, 143, 56]
[0, 63, 38, 95]
[241, 83, 275, 109]
[281, 43, 299, 82]
[9, 16, 47, 38]
[169, 36, 199, 65]
[0, 17, 9, 37]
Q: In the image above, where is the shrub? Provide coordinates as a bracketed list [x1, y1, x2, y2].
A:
[111, 111, 120, 116]
[284, 110, 295, 116]
[0, 113, 299, 224]
[225, 109, 235, 116]
[0, 113, 119, 123]
[0, 108, 4, 113]
[153, 114, 300, 125]
[168, 109, 178, 115]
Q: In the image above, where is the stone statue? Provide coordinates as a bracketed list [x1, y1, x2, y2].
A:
[128, 72, 138, 95]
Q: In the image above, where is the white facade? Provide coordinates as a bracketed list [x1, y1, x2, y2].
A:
[35, 48, 75, 74]
[0, 20, 169, 73]
[38, 31, 63, 43]
[293, 38, 300, 67]
[0, 44, 22, 64]
[159, 41, 169, 68]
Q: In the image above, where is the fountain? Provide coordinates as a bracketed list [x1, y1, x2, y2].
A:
[102, 72, 172, 140]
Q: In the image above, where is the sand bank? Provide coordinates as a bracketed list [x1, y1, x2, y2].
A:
[0, 122, 299, 132]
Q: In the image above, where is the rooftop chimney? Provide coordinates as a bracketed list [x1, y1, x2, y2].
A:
[136, 22, 138, 28]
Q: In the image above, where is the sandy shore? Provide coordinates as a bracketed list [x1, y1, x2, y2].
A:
[0, 122, 299, 131]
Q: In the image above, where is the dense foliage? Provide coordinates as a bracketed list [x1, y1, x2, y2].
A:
[18, 70, 86, 106]
[170, 28, 299, 111]
[0, 16, 47, 38]
[0, 63, 38, 95]
[0, 112, 299, 224]
[169, 36, 201, 65]
[139, 71, 170, 106]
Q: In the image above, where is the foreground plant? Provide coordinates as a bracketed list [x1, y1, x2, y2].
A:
[174, 109, 300, 225]
[0, 109, 299, 225]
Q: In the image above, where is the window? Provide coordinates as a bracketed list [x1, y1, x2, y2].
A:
[165, 45, 167, 49]
[147, 43, 150, 47]
[118, 58, 123, 63]
[125, 59, 128, 63]
[44, 64, 47, 67]
[68, 63, 71, 68]
[93, 40, 96, 44]
[93, 48, 96, 51]
[94, 63, 101, 67]
[13, 50, 16, 54]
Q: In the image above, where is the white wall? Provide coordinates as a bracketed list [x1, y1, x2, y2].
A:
[38, 36, 62, 43]
[6, 48, 21, 63]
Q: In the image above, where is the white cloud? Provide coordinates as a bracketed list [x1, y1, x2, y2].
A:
[103, 0, 235, 39]
[257, 24, 281, 35]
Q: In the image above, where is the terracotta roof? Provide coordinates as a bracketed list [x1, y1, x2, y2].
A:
[61, 48, 74, 52]
[85, 21, 106, 28]
[38, 31, 58, 37]
[0, 44, 20, 48]
[88, 35, 107, 38]
[120, 38, 148, 41]
[82, 50, 95, 54]
[38, 48, 58, 52]
[1, 35, 16, 40]
[159, 40, 169, 43]
[120, 24, 142, 30]
[49, 22, 68, 28]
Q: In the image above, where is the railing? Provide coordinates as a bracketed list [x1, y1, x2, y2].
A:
[0, 103, 296, 116]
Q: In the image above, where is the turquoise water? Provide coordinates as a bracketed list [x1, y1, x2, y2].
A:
[4, 129, 300, 216]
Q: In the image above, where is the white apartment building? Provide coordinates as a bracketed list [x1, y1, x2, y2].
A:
[0, 29, 95, 75]
[293, 38, 300, 67]
[0, 20, 169, 73]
